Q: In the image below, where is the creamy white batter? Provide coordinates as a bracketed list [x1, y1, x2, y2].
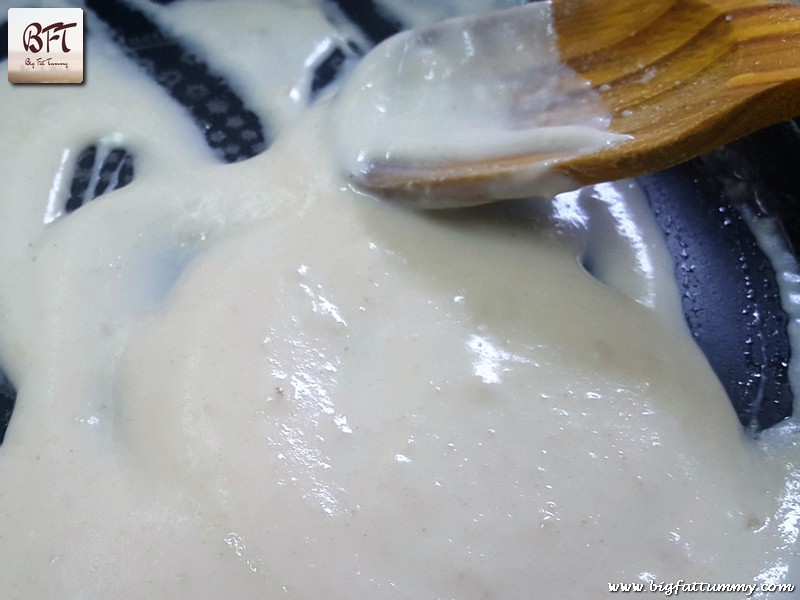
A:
[0, 1, 798, 598]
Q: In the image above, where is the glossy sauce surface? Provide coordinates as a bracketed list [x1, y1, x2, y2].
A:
[0, 1, 798, 597]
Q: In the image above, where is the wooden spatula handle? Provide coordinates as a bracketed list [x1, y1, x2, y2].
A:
[554, 0, 800, 186]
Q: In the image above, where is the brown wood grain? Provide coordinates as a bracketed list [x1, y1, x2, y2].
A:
[359, 0, 800, 203]
[556, 0, 800, 185]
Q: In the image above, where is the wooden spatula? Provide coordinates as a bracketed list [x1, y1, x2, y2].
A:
[340, 0, 800, 205]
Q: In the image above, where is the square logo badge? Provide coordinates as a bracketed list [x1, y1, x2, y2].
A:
[7, 8, 84, 84]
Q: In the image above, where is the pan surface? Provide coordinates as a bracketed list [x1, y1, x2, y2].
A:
[0, 0, 798, 596]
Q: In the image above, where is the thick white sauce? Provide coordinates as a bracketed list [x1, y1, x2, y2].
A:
[0, 1, 798, 598]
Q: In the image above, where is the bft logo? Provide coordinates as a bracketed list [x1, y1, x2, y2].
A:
[8, 8, 84, 84]
[23, 21, 78, 54]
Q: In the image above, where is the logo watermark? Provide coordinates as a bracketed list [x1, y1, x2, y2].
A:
[7, 7, 84, 84]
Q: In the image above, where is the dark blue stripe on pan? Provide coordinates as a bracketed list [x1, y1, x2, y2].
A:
[639, 160, 793, 432]
[329, 0, 402, 44]
[85, 0, 268, 163]
[0, 371, 16, 446]
[1, 22, 7, 62]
